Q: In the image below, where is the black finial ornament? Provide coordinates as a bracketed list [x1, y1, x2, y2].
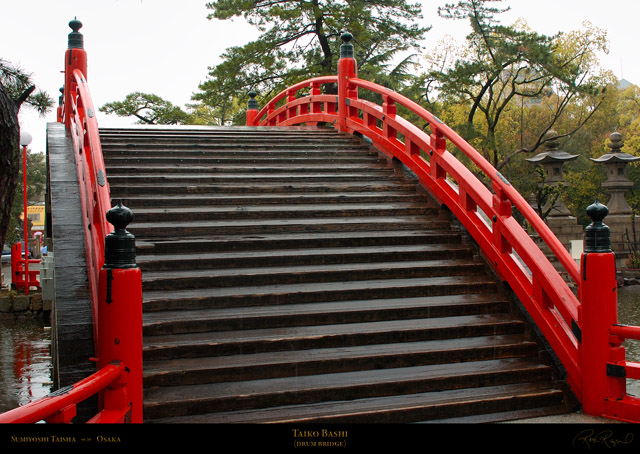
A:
[247, 90, 258, 110]
[584, 200, 611, 253]
[68, 18, 84, 49]
[104, 201, 137, 269]
[340, 32, 354, 59]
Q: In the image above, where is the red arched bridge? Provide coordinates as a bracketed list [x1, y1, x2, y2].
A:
[2, 20, 640, 424]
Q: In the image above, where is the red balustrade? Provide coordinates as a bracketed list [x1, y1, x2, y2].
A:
[0, 362, 130, 424]
[247, 32, 640, 423]
[10, 242, 40, 291]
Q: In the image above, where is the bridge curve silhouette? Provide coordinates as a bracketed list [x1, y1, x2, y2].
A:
[1, 21, 640, 424]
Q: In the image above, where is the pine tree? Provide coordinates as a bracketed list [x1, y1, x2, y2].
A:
[195, 0, 430, 124]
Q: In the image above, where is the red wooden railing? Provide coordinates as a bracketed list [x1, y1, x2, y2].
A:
[247, 33, 640, 423]
[0, 19, 143, 424]
[0, 363, 129, 424]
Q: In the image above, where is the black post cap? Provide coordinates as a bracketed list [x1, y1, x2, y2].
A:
[247, 90, 258, 110]
[340, 32, 354, 59]
[584, 200, 611, 253]
[68, 18, 84, 49]
[103, 201, 137, 269]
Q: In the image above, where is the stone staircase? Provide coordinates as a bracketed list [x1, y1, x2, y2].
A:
[100, 126, 576, 423]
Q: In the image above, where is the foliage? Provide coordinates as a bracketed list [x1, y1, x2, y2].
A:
[616, 85, 640, 156]
[194, 0, 430, 124]
[0, 59, 53, 115]
[100, 92, 192, 125]
[422, 0, 612, 171]
[623, 210, 640, 268]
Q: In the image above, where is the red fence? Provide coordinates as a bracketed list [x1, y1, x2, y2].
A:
[247, 33, 640, 423]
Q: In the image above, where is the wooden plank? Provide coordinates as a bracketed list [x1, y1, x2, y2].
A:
[142, 358, 553, 418]
[143, 334, 538, 386]
[47, 122, 97, 422]
[147, 382, 565, 424]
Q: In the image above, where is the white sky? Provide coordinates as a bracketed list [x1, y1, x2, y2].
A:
[2, 0, 639, 155]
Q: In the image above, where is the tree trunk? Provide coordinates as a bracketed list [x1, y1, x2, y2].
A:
[312, 0, 332, 72]
[0, 84, 23, 249]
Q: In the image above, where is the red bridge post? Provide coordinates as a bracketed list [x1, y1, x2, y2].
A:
[246, 90, 258, 126]
[97, 202, 143, 423]
[64, 18, 87, 128]
[579, 201, 625, 416]
[337, 33, 357, 132]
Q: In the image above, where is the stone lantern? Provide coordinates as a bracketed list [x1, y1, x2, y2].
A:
[525, 130, 583, 258]
[591, 131, 640, 216]
[526, 130, 578, 217]
[590, 131, 640, 264]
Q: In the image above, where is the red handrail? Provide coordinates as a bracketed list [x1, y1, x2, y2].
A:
[0, 362, 128, 424]
[247, 34, 640, 422]
[68, 69, 113, 343]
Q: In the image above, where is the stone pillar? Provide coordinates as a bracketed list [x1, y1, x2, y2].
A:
[591, 131, 640, 266]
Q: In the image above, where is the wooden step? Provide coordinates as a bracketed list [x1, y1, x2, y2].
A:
[142, 358, 553, 420]
[106, 162, 390, 174]
[142, 293, 511, 336]
[141, 274, 500, 311]
[99, 126, 575, 424]
[136, 243, 472, 270]
[109, 181, 419, 195]
[143, 334, 537, 387]
[113, 191, 429, 208]
[141, 259, 488, 291]
[104, 155, 384, 166]
[130, 203, 438, 222]
[147, 382, 566, 423]
[142, 313, 525, 360]
[127, 217, 452, 239]
[107, 172, 402, 186]
[136, 230, 462, 255]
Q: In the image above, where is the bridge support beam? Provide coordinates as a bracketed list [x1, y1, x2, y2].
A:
[579, 201, 625, 416]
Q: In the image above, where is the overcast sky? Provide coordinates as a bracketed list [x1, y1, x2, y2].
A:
[2, 0, 639, 155]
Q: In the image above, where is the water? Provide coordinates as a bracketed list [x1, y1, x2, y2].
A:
[617, 285, 640, 397]
[0, 316, 53, 414]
